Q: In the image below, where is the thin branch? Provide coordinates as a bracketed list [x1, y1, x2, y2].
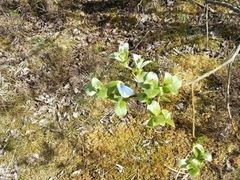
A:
[192, 84, 196, 138]
[205, 0, 240, 15]
[185, 43, 240, 86]
[226, 63, 232, 120]
[226, 62, 239, 138]
[191, 0, 215, 12]
[206, 3, 209, 49]
[163, 164, 186, 175]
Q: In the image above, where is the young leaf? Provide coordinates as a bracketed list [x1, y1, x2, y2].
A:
[135, 71, 148, 83]
[141, 60, 152, 69]
[85, 77, 104, 96]
[107, 81, 119, 95]
[187, 159, 202, 170]
[109, 52, 122, 61]
[144, 72, 159, 88]
[96, 88, 108, 98]
[188, 167, 200, 177]
[144, 88, 160, 98]
[85, 83, 97, 96]
[160, 96, 171, 102]
[177, 159, 187, 169]
[147, 114, 171, 127]
[163, 72, 182, 95]
[193, 144, 205, 157]
[109, 43, 130, 68]
[147, 100, 161, 116]
[132, 53, 152, 69]
[133, 54, 144, 69]
[202, 152, 212, 162]
[91, 77, 104, 90]
[115, 99, 127, 118]
[146, 118, 154, 127]
[163, 72, 173, 85]
[137, 93, 149, 103]
[119, 42, 129, 52]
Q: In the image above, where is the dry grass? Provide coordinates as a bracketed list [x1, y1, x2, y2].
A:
[0, 0, 240, 179]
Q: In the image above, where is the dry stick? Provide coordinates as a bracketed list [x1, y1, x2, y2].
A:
[191, 0, 215, 13]
[185, 43, 240, 87]
[185, 44, 240, 138]
[226, 63, 232, 120]
[205, 3, 209, 49]
[226, 62, 239, 138]
[192, 84, 196, 138]
[134, 30, 150, 50]
[205, 0, 240, 15]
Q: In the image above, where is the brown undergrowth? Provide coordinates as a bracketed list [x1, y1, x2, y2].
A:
[0, 0, 240, 179]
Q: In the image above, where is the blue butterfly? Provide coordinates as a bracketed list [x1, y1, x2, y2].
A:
[117, 83, 134, 98]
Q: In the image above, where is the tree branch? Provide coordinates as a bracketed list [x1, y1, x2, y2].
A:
[185, 43, 240, 86]
[205, 0, 240, 15]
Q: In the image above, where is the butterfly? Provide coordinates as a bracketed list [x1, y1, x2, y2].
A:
[117, 83, 134, 98]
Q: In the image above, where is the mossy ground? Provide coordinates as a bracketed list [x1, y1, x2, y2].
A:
[0, 0, 240, 179]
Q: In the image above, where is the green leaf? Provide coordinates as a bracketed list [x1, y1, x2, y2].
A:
[85, 83, 97, 96]
[146, 118, 154, 127]
[108, 93, 120, 102]
[139, 82, 151, 90]
[137, 93, 149, 103]
[144, 72, 159, 88]
[91, 77, 104, 90]
[135, 71, 148, 83]
[196, 137, 206, 144]
[109, 52, 122, 61]
[107, 81, 119, 95]
[96, 88, 108, 98]
[177, 159, 187, 169]
[147, 100, 161, 116]
[188, 167, 200, 177]
[147, 115, 169, 127]
[115, 99, 127, 118]
[163, 72, 182, 95]
[161, 109, 171, 119]
[141, 60, 152, 68]
[187, 159, 202, 169]
[158, 86, 164, 96]
[193, 144, 205, 157]
[133, 54, 144, 69]
[119, 42, 129, 52]
[154, 115, 165, 126]
[109, 43, 130, 68]
[160, 96, 171, 102]
[161, 109, 174, 127]
[132, 53, 152, 70]
[202, 152, 212, 162]
[163, 72, 173, 85]
[144, 88, 160, 98]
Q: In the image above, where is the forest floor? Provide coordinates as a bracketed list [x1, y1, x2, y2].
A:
[0, 0, 240, 179]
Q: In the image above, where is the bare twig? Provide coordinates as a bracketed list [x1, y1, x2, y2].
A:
[191, 0, 215, 13]
[226, 63, 232, 120]
[163, 164, 186, 175]
[226, 62, 239, 138]
[185, 44, 240, 138]
[192, 84, 196, 138]
[205, 3, 209, 49]
[185, 43, 240, 86]
[134, 30, 150, 50]
[205, 0, 240, 15]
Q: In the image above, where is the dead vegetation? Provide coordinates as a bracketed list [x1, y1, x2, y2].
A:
[0, 0, 240, 179]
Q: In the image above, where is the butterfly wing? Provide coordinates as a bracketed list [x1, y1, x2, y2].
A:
[117, 84, 134, 98]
